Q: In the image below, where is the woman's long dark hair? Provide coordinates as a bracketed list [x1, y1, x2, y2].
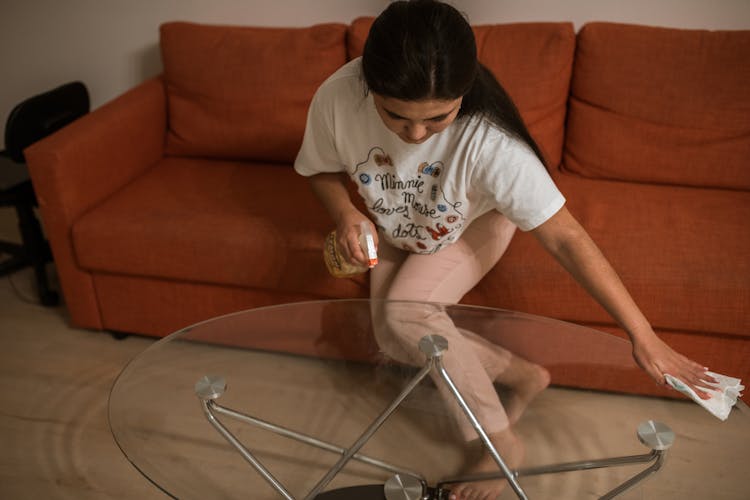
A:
[362, 0, 546, 166]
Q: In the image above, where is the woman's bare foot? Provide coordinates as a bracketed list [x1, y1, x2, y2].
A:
[448, 429, 525, 500]
[494, 356, 550, 425]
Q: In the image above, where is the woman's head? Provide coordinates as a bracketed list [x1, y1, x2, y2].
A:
[371, 93, 462, 144]
[362, 0, 546, 164]
[362, 0, 477, 101]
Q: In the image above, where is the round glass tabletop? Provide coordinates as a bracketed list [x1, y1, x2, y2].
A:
[108, 299, 747, 499]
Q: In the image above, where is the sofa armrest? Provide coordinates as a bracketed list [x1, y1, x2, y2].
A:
[26, 76, 166, 223]
[25, 77, 167, 330]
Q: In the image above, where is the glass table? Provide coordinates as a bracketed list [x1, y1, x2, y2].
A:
[109, 299, 747, 499]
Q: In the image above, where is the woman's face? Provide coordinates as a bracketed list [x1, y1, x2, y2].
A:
[372, 93, 462, 144]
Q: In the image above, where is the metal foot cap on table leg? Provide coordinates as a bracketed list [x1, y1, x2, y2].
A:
[418, 334, 449, 358]
[384, 474, 425, 500]
[195, 375, 227, 401]
[637, 420, 675, 451]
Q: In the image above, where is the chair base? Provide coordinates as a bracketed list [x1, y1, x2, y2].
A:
[0, 192, 60, 307]
[0, 243, 28, 275]
[0, 249, 60, 306]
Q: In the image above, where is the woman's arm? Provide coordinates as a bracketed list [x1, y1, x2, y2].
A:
[309, 173, 377, 267]
[531, 206, 714, 398]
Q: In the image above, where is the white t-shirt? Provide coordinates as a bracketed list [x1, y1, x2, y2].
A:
[294, 58, 565, 254]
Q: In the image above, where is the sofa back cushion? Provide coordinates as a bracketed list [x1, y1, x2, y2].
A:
[564, 23, 750, 190]
[160, 22, 348, 163]
[347, 18, 575, 169]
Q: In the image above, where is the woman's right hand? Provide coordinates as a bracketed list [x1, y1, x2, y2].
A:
[335, 209, 378, 267]
[307, 173, 378, 268]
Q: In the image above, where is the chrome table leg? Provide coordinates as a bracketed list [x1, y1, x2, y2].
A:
[195, 334, 677, 500]
[436, 417, 675, 500]
[421, 335, 529, 499]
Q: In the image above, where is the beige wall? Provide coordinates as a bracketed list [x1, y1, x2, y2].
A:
[453, 0, 750, 30]
[0, 0, 387, 140]
[1, 0, 749, 140]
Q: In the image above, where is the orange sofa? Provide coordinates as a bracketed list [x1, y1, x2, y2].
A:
[26, 19, 749, 397]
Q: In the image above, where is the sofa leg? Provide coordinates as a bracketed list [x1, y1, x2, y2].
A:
[109, 331, 130, 340]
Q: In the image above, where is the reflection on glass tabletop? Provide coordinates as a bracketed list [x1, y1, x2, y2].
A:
[109, 300, 748, 499]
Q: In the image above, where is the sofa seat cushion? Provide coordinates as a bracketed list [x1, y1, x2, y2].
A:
[348, 18, 575, 169]
[72, 158, 367, 298]
[565, 22, 750, 190]
[466, 172, 750, 338]
[160, 22, 348, 163]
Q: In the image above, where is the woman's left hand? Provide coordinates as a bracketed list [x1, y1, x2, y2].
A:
[632, 333, 717, 399]
[531, 208, 719, 400]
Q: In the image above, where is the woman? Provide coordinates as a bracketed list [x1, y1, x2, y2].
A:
[295, 1, 714, 497]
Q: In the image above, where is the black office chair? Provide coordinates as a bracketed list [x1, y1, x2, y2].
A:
[0, 81, 89, 306]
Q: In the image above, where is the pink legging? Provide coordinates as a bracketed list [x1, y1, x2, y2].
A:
[370, 211, 517, 440]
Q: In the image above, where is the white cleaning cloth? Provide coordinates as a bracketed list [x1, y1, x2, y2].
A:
[664, 371, 744, 421]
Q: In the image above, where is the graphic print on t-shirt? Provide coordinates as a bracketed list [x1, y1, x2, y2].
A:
[352, 146, 465, 254]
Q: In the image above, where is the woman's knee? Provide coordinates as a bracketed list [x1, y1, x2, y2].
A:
[373, 292, 448, 359]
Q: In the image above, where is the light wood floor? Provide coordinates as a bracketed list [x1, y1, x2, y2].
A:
[1, 207, 748, 499]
